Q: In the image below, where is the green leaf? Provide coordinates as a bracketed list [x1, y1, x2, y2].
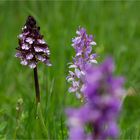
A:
[0, 122, 7, 132]
[120, 95, 140, 137]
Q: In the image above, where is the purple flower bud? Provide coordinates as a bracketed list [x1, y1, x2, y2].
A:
[29, 62, 36, 69]
[21, 44, 29, 50]
[26, 53, 34, 60]
[26, 37, 34, 44]
[21, 59, 28, 65]
[15, 16, 51, 68]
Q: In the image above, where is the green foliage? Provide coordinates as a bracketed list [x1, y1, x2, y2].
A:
[0, 0, 140, 139]
[120, 96, 140, 139]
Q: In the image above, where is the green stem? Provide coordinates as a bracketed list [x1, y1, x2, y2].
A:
[37, 103, 48, 137]
[34, 67, 40, 104]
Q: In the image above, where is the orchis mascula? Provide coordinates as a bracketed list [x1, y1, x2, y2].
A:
[66, 58, 125, 140]
[66, 27, 97, 99]
[15, 16, 51, 103]
[15, 16, 51, 69]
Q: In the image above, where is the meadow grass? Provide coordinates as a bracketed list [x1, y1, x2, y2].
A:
[0, 1, 140, 139]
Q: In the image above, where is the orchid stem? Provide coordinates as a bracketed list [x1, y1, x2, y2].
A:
[34, 66, 40, 103]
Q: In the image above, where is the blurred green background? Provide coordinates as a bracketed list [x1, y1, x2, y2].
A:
[0, 0, 140, 139]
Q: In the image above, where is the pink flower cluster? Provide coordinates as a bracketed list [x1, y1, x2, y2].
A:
[67, 27, 97, 99]
[15, 16, 51, 69]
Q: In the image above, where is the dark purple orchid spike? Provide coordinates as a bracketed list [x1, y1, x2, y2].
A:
[15, 16, 52, 103]
[15, 16, 51, 68]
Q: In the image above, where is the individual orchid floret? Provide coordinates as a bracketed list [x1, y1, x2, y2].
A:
[15, 16, 51, 69]
[67, 27, 97, 99]
[66, 58, 125, 140]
